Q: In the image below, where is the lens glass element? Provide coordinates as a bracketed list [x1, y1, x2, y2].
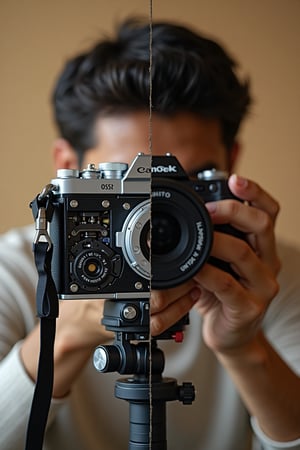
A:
[151, 212, 181, 255]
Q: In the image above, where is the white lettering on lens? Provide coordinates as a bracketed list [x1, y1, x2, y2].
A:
[196, 222, 204, 251]
[180, 221, 205, 272]
[152, 191, 171, 199]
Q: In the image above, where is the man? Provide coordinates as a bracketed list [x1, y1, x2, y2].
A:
[0, 17, 300, 450]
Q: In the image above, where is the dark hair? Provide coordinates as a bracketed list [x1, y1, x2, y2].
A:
[52, 17, 251, 159]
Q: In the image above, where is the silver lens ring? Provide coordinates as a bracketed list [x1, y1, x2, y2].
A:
[117, 199, 150, 279]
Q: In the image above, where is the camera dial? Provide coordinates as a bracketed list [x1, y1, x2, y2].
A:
[71, 239, 122, 291]
[99, 162, 129, 180]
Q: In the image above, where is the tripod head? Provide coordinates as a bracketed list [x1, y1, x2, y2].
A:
[93, 297, 189, 374]
[93, 298, 195, 450]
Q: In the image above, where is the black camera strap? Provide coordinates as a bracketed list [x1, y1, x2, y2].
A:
[25, 189, 58, 450]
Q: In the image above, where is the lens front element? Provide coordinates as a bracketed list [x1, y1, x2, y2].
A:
[151, 178, 213, 289]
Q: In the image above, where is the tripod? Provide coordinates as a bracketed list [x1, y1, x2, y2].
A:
[93, 298, 195, 450]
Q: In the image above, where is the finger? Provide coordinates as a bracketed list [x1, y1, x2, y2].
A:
[194, 263, 255, 317]
[210, 232, 279, 300]
[206, 200, 280, 274]
[150, 286, 201, 336]
[228, 174, 280, 223]
[150, 279, 196, 314]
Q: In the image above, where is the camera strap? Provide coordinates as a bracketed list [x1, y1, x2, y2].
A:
[25, 189, 58, 450]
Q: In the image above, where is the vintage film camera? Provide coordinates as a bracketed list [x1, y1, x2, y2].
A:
[48, 153, 243, 300]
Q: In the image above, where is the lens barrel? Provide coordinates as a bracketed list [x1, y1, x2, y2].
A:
[151, 178, 213, 289]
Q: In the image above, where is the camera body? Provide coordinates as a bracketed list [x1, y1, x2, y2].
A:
[47, 152, 243, 299]
[49, 153, 151, 300]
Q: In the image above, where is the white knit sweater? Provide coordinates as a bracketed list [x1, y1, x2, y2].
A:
[0, 226, 300, 450]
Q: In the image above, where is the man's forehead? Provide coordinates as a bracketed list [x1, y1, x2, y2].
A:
[87, 111, 228, 171]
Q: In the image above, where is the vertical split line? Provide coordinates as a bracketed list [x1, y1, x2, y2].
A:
[148, 0, 153, 448]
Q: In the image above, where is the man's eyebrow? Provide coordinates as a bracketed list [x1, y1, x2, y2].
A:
[187, 162, 219, 178]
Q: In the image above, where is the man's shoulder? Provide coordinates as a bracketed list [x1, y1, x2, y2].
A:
[264, 238, 300, 324]
[0, 225, 34, 267]
[0, 225, 34, 249]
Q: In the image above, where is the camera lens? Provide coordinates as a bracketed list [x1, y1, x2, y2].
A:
[151, 212, 181, 255]
[151, 178, 213, 289]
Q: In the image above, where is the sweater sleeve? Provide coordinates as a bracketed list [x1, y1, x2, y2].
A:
[0, 342, 36, 449]
[250, 241, 300, 450]
[251, 418, 300, 450]
[1, 342, 68, 450]
[0, 226, 66, 450]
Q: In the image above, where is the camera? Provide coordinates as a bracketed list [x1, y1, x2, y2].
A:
[48, 152, 243, 299]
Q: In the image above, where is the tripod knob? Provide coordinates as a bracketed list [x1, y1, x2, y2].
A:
[178, 382, 195, 405]
[93, 345, 121, 372]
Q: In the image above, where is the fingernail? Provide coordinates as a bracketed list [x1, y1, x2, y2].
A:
[205, 202, 217, 214]
[233, 174, 248, 188]
[190, 287, 201, 302]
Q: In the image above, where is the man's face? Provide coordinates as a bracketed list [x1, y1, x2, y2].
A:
[82, 112, 232, 176]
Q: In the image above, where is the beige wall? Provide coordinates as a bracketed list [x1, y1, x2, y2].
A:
[0, 0, 299, 246]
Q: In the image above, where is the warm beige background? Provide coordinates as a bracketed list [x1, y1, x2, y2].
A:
[0, 0, 299, 246]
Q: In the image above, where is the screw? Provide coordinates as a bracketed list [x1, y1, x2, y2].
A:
[70, 283, 79, 293]
[123, 305, 137, 320]
[70, 200, 79, 208]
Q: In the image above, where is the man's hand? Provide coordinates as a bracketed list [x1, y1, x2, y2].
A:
[56, 299, 113, 354]
[21, 299, 113, 398]
[150, 174, 280, 350]
[150, 280, 201, 336]
[193, 174, 280, 353]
